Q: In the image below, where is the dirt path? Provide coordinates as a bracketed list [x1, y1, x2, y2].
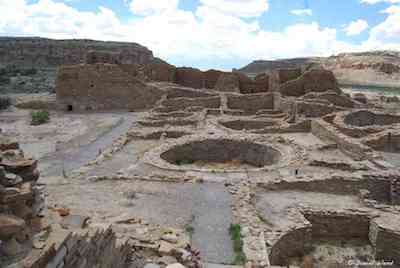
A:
[39, 113, 136, 177]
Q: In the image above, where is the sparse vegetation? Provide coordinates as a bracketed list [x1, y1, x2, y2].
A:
[185, 224, 195, 236]
[185, 214, 196, 241]
[31, 110, 50, 125]
[0, 96, 11, 110]
[229, 223, 246, 265]
[176, 159, 195, 166]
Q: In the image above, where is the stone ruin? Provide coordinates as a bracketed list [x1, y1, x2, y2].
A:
[0, 136, 42, 263]
[55, 53, 344, 112]
[3, 48, 400, 268]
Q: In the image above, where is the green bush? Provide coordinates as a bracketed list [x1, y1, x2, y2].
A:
[31, 110, 50, 125]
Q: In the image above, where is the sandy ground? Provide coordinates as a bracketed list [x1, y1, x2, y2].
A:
[0, 108, 123, 160]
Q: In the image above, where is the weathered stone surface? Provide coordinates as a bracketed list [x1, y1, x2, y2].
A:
[369, 214, 400, 264]
[86, 50, 122, 64]
[353, 93, 368, 104]
[214, 73, 240, 93]
[1, 159, 38, 182]
[237, 73, 269, 94]
[0, 137, 19, 151]
[1, 237, 23, 256]
[166, 263, 186, 268]
[175, 67, 205, 89]
[0, 214, 26, 240]
[0, 172, 23, 187]
[227, 93, 274, 113]
[280, 69, 341, 96]
[0, 37, 153, 68]
[303, 91, 356, 108]
[203, 70, 224, 89]
[60, 215, 90, 230]
[56, 64, 165, 111]
[144, 264, 161, 268]
[145, 59, 176, 82]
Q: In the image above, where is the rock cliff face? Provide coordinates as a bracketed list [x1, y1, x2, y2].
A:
[323, 51, 400, 88]
[0, 37, 154, 93]
[239, 51, 400, 89]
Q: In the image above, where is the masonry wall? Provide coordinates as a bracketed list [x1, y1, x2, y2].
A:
[311, 119, 371, 160]
[56, 64, 164, 111]
[269, 226, 311, 266]
[227, 93, 274, 113]
[369, 217, 400, 265]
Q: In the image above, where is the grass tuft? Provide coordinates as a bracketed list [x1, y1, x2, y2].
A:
[229, 223, 246, 265]
[31, 110, 50, 125]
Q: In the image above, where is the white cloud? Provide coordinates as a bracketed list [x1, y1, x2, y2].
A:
[383, 5, 400, 13]
[360, 0, 400, 4]
[365, 5, 400, 47]
[129, 0, 179, 16]
[291, 9, 313, 16]
[343, 19, 369, 36]
[199, 0, 269, 18]
[0, 0, 399, 70]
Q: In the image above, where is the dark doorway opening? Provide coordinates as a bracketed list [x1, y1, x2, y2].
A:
[67, 105, 73, 112]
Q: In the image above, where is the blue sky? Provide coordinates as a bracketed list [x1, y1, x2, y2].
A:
[2, 0, 400, 70]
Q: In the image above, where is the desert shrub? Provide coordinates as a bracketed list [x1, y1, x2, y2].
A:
[31, 110, 50, 125]
[0, 96, 11, 110]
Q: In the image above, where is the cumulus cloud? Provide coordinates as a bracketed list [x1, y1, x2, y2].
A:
[129, 0, 179, 16]
[291, 9, 313, 16]
[365, 5, 400, 47]
[343, 19, 369, 36]
[0, 0, 399, 69]
[198, 0, 269, 18]
[360, 0, 400, 4]
[383, 5, 400, 13]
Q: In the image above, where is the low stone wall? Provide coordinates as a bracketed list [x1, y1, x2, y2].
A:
[269, 226, 311, 266]
[161, 96, 221, 111]
[370, 215, 400, 264]
[333, 110, 400, 138]
[166, 86, 216, 99]
[303, 210, 371, 241]
[363, 131, 400, 152]
[253, 120, 312, 134]
[219, 119, 277, 130]
[227, 93, 274, 113]
[297, 100, 345, 117]
[258, 174, 392, 203]
[302, 91, 356, 108]
[311, 118, 372, 160]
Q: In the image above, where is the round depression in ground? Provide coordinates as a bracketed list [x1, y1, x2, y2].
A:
[160, 138, 282, 169]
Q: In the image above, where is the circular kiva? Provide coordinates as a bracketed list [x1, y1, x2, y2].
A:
[333, 110, 400, 138]
[142, 134, 298, 173]
[219, 119, 277, 131]
[344, 110, 400, 127]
